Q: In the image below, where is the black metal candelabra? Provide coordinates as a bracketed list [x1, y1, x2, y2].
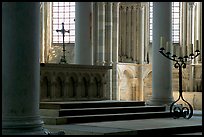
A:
[159, 45, 200, 119]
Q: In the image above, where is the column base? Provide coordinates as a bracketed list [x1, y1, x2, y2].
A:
[2, 127, 46, 135]
[2, 115, 65, 135]
[2, 115, 45, 135]
[146, 96, 174, 107]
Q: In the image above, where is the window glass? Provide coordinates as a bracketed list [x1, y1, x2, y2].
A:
[52, 2, 75, 44]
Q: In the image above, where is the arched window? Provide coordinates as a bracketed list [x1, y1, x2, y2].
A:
[52, 2, 75, 44]
[149, 2, 181, 44]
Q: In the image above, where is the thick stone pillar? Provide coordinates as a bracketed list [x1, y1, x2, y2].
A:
[75, 2, 92, 65]
[149, 2, 174, 106]
[2, 2, 45, 135]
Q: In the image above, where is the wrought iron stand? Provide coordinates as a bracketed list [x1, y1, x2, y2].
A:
[159, 46, 200, 119]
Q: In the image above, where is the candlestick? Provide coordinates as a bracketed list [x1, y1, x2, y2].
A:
[179, 46, 183, 57]
[173, 45, 176, 56]
[183, 45, 187, 57]
[166, 41, 169, 53]
[160, 36, 164, 49]
[185, 46, 188, 56]
[189, 44, 193, 54]
[195, 40, 199, 51]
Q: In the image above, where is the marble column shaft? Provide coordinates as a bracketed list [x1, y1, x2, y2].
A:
[93, 2, 99, 65]
[112, 2, 120, 100]
[105, 2, 113, 65]
[75, 2, 92, 65]
[2, 2, 45, 135]
[98, 2, 106, 65]
[122, 6, 126, 56]
[132, 6, 137, 62]
[150, 2, 174, 106]
[127, 6, 131, 59]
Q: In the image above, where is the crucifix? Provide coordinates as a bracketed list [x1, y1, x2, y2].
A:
[56, 22, 70, 64]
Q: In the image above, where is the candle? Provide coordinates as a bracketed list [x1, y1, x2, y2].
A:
[189, 44, 193, 54]
[166, 41, 169, 53]
[185, 46, 188, 56]
[173, 45, 176, 55]
[169, 42, 172, 53]
[160, 36, 164, 49]
[179, 46, 183, 57]
[195, 40, 199, 51]
[183, 45, 186, 56]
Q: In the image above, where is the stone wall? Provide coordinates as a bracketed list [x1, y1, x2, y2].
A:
[117, 63, 202, 110]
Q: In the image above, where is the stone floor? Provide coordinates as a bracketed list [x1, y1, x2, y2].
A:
[43, 110, 202, 135]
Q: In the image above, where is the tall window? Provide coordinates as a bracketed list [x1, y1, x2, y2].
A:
[172, 2, 180, 44]
[52, 2, 75, 44]
[149, 2, 181, 44]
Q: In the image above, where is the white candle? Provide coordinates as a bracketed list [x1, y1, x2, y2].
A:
[179, 46, 183, 57]
[183, 46, 186, 57]
[189, 44, 193, 54]
[173, 45, 176, 55]
[195, 40, 199, 51]
[166, 41, 169, 53]
[169, 42, 172, 53]
[185, 46, 188, 56]
[160, 36, 164, 49]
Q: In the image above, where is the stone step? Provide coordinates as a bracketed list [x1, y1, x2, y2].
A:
[41, 111, 171, 125]
[40, 106, 166, 117]
[40, 101, 146, 109]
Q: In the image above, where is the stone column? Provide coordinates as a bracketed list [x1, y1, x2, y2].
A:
[2, 2, 45, 135]
[122, 6, 127, 58]
[127, 6, 131, 59]
[97, 2, 106, 65]
[93, 2, 99, 65]
[132, 6, 137, 63]
[112, 2, 120, 100]
[75, 2, 92, 65]
[181, 3, 187, 53]
[136, 6, 140, 63]
[105, 2, 113, 65]
[149, 2, 174, 106]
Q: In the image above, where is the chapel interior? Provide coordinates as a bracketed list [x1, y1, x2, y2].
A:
[2, 2, 202, 135]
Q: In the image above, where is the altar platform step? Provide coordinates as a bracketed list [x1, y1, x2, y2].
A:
[40, 101, 171, 125]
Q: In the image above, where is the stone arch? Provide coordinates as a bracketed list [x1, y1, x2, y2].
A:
[120, 69, 134, 100]
[57, 72, 66, 98]
[41, 76, 49, 99]
[123, 69, 134, 78]
[93, 73, 102, 98]
[68, 72, 78, 97]
[81, 73, 90, 98]
[55, 76, 63, 98]
[40, 71, 51, 99]
[143, 70, 152, 101]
